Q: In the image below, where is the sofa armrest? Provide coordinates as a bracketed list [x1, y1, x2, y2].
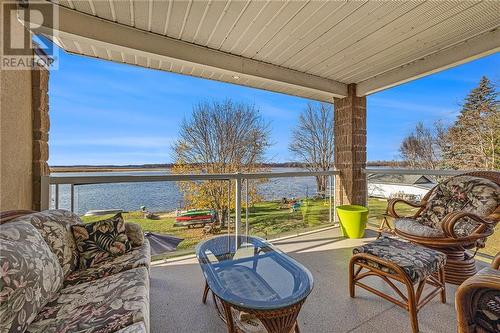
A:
[386, 198, 426, 219]
[125, 222, 145, 247]
[0, 210, 37, 224]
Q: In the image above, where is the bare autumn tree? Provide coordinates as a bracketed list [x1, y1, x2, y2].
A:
[172, 100, 271, 225]
[289, 102, 334, 193]
[443, 76, 499, 170]
[399, 121, 446, 169]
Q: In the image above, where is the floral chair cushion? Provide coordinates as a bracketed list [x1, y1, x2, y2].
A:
[12, 210, 82, 277]
[417, 176, 500, 237]
[64, 240, 150, 287]
[27, 267, 149, 333]
[71, 213, 133, 269]
[0, 221, 64, 333]
[394, 218, 445, 238]
[473, 267, 500, 333]
[353, 236, 446, 284]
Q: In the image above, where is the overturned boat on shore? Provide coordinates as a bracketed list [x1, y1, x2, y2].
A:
[173, 209, 217, 228]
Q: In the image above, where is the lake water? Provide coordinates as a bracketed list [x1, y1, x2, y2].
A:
[51, 168, 325, 215]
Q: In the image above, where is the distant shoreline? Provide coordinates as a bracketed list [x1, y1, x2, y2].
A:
[51, 161, 406, 173]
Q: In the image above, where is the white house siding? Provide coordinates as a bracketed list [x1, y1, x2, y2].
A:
[368, 183, 430, 200]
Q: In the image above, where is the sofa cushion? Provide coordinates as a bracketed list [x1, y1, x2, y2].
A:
[64, 240, 150, 287]
[27, 267, 149, 333]
[72, 213, 133, 269]
[125, 223, 145, 247]
[12, 210, 81, 277]
[353, 236, 446, 284]
[0, 221, 64, 333]
[417, 176, 500, 237]
[394, 218, 445, 238]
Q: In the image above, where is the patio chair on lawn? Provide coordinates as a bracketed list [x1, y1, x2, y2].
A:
[387, 171, 500, 285]
[456, 252, 500, 333]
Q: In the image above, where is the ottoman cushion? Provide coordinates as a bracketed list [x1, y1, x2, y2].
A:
[353, 237, 446, 284]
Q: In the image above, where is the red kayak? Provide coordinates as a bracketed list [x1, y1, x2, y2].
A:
[175, 214, 213, 222]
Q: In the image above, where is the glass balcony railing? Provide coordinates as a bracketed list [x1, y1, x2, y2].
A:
[46, 170, 339, 259]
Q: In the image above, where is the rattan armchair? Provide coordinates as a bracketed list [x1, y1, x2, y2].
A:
[456, 252, 500, 333]
[387, 171, 500, 285]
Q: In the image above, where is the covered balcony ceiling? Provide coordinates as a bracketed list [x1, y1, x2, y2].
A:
[34, 1, 500, 101]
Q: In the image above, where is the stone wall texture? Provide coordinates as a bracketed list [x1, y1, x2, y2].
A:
[333, 84, 367, 206]
[31, 66, 50, 211]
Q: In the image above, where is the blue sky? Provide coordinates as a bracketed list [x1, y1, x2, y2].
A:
[48, 46, 499, 165]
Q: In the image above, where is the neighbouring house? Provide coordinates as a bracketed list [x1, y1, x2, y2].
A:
[367, 174, 436, 201]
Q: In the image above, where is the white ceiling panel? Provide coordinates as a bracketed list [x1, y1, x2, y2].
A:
[37, 0, 500, 101]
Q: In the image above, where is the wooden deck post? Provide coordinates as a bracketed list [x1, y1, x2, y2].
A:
[333, 84, 367, 207]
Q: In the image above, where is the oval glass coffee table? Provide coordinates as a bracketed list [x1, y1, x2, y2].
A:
[196, 235, 314, 333]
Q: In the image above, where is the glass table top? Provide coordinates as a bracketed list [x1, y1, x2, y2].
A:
[196, 235, 314, 310]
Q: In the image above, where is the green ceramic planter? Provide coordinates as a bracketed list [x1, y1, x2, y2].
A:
[336, 205, 369, 239]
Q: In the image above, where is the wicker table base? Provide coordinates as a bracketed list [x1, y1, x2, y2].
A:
[203, 282, 302, 333]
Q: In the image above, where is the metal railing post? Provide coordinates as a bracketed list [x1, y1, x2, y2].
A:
[365, 170, 369, 207]
[40, 176, 50, 210]
[226, 179, 231, 253]
[329, 174, 333, 224]
[333, 174, 337, 223]
[245, 179, 249, 237]
[55, 184, 59, 209]
[227, 180, 231, 233]
[235, 173, 242, 245]
[70, 184, 75, 213]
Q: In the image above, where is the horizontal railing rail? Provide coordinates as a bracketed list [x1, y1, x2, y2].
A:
[364, 168, 469, 176]
[47, 170, 340, 185]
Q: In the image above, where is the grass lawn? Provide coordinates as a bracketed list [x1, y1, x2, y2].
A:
[81, 198, 499, 259]
[81, 198, 333, 257]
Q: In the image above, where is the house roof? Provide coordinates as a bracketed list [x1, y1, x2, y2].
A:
[26, 1, 500, 101]
[367, 174, 436, 187]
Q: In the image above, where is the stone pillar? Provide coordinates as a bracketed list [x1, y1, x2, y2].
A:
[333, 84, 367, 206]
[31, 65, 50, 211]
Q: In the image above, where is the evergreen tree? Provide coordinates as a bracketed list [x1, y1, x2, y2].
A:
[443, 76, 499, 170]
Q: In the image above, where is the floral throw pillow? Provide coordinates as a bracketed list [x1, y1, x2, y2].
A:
[71, 213, 132, 269]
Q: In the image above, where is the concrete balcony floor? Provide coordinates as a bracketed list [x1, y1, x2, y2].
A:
[150, 228, 469, 333]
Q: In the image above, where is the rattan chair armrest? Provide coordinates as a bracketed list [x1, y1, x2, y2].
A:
[441, 212, 497, 239]
[492, 252, 500, 270]
[456, 270, 500, 333]
[386, 198, 426, 218]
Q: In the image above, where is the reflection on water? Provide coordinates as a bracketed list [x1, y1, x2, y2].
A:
[51, 168, 323, 215]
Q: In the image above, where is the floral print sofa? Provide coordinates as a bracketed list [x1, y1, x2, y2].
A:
[0, 210, 150, 333]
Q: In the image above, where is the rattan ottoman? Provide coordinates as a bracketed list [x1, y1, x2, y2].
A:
[349, 237, 447, 333]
